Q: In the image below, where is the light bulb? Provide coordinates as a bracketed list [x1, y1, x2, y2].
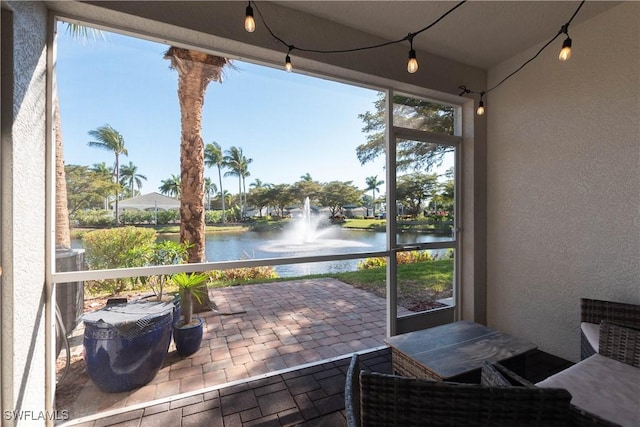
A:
[407, 49, 418, 74]
[244, 5, 255, 32]
[285, 54, 292, 72]
[476, 100, 485, 116]
[559, 37, 572, 61]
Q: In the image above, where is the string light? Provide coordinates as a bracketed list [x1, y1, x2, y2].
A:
[285, 46, 293, 72]
[247, 1, 466, 74]
[243, 0, 586, 113]
[460, 0, 585, 116]
[559, 25, 572, 61]
[476, 93, 485, 116]
[407, 35, 418, 74]
[244, 1, 256, 33]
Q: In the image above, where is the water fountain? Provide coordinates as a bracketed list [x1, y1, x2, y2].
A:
[259, 197, 370, 254]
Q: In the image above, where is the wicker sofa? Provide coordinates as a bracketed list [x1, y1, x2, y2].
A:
[345, 353, 600, 427]
[490, 299, 640, 427]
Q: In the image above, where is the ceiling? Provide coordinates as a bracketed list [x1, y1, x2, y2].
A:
[273, 1, 619, 69]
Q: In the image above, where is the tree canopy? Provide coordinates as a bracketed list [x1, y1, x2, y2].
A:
[357, 93, 455, 172]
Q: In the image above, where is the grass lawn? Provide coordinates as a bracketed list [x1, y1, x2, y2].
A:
[208, 258, 454, 312]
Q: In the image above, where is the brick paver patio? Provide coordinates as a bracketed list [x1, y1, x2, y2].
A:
[62, 278, 407, 423]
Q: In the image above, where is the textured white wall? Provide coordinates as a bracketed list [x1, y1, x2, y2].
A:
[486, 2, 640, 361]
[1, 1, 48, 424]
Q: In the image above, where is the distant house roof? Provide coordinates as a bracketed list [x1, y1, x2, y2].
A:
[117, 192, 180, 211]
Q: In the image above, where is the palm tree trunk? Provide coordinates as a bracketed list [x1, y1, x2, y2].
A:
[237, 177, 242, 218]
[54, 95, 71, 249]
[218, 166, 226, 223]
[177, 67, 206, 263]
[167, 47, 227, 313]
[173, 51, 214, 312]
[114, 153, 120, 224]
[371, 190, 376, 217]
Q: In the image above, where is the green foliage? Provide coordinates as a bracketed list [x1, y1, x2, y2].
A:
[357, 92, 455, 171]
[83, 226, 157, 294]
[397, 172, 439, 217]
[209, 266, 278, 283]
[358, 250, 433, 270]
[71, 209, 114, 227]
[318, 181, 363, 217]
[135, 240, 191, 300]
[171, 272, 209, 325]
[205, 210, 224, 224]
[65, 164, 119, 214]
[159, 174, 181, 197]
[120, 210, 154, 225]
[156, 210, 179, 225]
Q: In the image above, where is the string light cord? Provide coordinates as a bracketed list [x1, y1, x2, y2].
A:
[460, 0, 586, 111]
[251, 0, 466, 55]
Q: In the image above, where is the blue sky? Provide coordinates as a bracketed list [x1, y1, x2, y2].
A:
[56, 23, 386, 196]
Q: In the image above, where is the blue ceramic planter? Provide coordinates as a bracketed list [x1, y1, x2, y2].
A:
[83, 308, 173, 393]
[173, 317, 204, 356]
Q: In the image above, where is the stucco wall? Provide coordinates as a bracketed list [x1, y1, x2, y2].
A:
[1, 1, 49, 424]
[486, 2, 640, 361]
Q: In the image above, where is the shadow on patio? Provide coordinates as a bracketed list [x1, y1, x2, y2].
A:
[57, 278, 408, 425]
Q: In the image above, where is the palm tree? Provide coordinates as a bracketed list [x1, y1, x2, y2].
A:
[54, 24, 103, 248]
[159, 174, 181, 198]
[90, 162, 113, 176]
[87, 124, 128, 223]
[204, 177, 217, 210]
[204, 141, 226, 223]
[91, 162, 114, 209]
[165, 46, 229, 312]
[365, 175, 384, 217]
[223, 146, 252, 219]
[119, 161, 147, 197]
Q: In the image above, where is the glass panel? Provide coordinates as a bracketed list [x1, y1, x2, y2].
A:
[395, 139, 455, 239]
[396, 249, 454, 314]
[392, 94, 455, 135]
[394, 131, 455, 314]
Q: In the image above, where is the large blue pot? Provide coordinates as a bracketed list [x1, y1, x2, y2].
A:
[173, 317, 204, 357]
[83, 309, 173, 393]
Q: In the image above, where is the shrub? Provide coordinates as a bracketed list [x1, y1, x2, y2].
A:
[83, 226, 157, 294]
[358, 250, 433, 270]
[205, 210, 224, 224]
[120, 210, 154, 225]
[209, 266, 278, 282]
[136, 240, 191, 300]
[71, 209, 114, 227]
[156, 210, 179, 225]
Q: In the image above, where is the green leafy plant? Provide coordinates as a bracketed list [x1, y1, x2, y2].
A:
[83, 226, 157, 294]
[135, 240, 191, 301]
[171, 272, 209, 326]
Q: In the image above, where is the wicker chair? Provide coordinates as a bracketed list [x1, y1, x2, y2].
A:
[345, 354, 574, 427]
[483, 363, 621, 427]
[580, 298, 640, 359]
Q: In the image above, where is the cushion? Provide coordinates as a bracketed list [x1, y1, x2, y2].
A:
[536, 354, 640, 427]
[581, 322, 600, 353]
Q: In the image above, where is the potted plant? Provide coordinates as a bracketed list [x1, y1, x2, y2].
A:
[171, 272, 209, 356]
[135, 241, 191, 324]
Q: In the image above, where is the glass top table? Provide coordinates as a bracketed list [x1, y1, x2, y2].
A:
[384, 320, 537, 382]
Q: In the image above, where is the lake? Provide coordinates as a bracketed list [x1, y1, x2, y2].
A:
[161, 228, 451, 277]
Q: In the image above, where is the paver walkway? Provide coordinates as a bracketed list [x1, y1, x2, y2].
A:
[63, 278, 407, 423]
[66, 348, 393, 427]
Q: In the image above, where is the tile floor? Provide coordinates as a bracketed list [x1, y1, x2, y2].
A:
[61, 278, 408, 424]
